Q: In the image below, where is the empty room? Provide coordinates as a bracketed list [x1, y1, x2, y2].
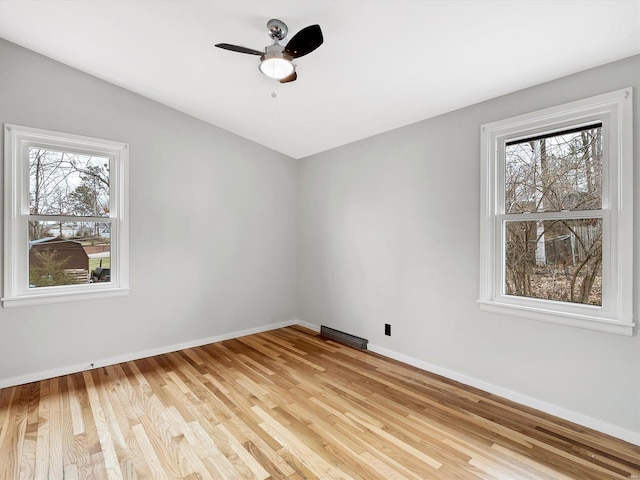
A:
[0, 1, 639, 479]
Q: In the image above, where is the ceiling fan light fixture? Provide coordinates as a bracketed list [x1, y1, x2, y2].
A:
[259, 52, 294, 80]
[216, 19, 322, 84]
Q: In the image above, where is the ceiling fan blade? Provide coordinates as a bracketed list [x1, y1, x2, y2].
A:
[215, 43, 263, 56]
[284, 24, 323, 58]
[279, 71, 297, 83]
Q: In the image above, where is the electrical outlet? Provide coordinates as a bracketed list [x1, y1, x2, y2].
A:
[385, 324, 391, 336]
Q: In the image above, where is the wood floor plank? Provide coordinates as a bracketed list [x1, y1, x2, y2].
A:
[71, 432, 98, 480]
[1, 326, 639, 479]
[230, 417, 298, 477]
[32, 379, 50, 480]
[2, 386, 19, 477]
[253, 404, 349, 479]
[82, 371, 124, 480]
[130, 423, 170, 480]
[215, 422, 271, 480]
[18, 408, 38, 480]
[67, 374, 86, 437]
[47, 378, 65, 480]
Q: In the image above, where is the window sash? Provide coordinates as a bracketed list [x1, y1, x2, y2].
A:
[496, 121, 611, 215]
[495, 211, 610, 308]
[497, 210, 604, 221]
[504, 122, 603, 146]
[24, 216, 115, 291]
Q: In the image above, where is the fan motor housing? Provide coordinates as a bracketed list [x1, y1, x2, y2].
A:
[267, 19, 288, 41]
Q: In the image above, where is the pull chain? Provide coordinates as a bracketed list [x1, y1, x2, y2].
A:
[271, 79, 282, 115]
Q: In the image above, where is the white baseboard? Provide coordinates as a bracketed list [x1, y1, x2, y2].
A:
[295, 320, 321, 332]
[0, 319, 298, 389]
[366, 342, 640, 447]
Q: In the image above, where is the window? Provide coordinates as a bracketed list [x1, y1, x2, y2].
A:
[3, 125, 129, 307]
[479, 89, 633, 335]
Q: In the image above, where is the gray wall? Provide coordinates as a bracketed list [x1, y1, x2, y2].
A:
[299, 55, 640, 440]
[0, 39, 299, 383]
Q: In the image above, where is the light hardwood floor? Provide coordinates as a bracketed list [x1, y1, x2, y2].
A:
[0, 325, 638, 479]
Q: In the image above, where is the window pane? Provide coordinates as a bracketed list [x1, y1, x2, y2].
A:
[505, 126, 602, 213]
[504, 219, 602, 305]
[29, 221, 111, 287]
[29, 148, 110, 217]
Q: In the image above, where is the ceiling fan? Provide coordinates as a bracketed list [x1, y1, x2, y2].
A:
[215, 19, 323, 83]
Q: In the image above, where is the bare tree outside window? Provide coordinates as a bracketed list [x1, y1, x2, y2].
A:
[28, 148, 111, 287]
[503, 125, 602, 305]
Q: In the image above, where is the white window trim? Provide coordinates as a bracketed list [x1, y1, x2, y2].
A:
[478, 89, 634, 336]
[3, 124, 130, 307]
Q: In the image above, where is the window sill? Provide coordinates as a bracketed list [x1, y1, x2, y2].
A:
[477, 300, 634, 336]
[2, 287, 131, 308]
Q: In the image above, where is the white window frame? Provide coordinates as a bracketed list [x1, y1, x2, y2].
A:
[3, 124, 130, 307]
[478, 89, 633, 336]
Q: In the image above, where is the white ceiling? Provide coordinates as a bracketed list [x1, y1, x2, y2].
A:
[1, 1, 639, 159]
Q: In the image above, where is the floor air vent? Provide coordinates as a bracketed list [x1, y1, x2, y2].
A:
[320, 325, 368, 350]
